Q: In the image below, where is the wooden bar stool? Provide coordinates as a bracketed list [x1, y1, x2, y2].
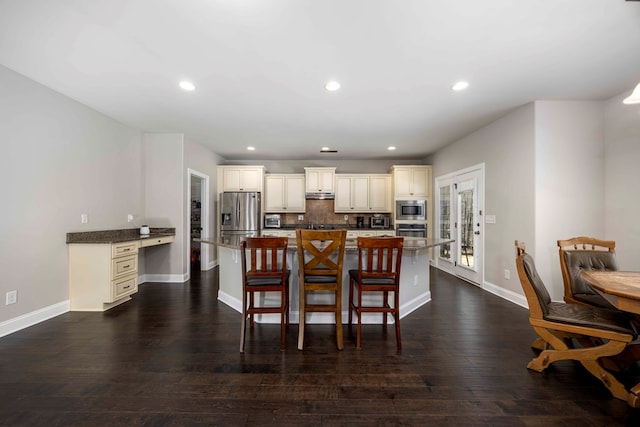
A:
[295, 229, 347, 350]
[348, 236, 404, 350]
[239, 237, 290, 353]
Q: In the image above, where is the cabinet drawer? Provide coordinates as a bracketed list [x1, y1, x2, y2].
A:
[112, 275, 137, 301]
[140, 235, 175, 248]
[112, 241, 139, 257]
[112, 254, 138, 278]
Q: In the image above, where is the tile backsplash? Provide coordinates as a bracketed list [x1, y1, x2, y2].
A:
[280, 199, 388, 228]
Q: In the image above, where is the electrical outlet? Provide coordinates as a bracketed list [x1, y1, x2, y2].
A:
[298, 215, 304, 221]
[127, 214, 134, 222]
[6, 290, 17, 305]
[504, 269, 510, 280]
[414, 275, 419, 286]
[344, 215, 349, 221]
[81, 214, 88, 224]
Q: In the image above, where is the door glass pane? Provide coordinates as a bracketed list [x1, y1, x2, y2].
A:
[439, 185, 451, 259]
[458, 185, 474, 268]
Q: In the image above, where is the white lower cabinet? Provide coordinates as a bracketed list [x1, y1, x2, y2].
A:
[69, 236, 174, 311]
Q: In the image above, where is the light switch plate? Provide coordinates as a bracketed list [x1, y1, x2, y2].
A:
[485, 215, 496, 224]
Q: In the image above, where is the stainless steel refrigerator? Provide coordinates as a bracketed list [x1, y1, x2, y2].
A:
[220, 192, 261, 246]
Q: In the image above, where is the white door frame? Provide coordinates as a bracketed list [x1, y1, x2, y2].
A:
[187, 169, 210, 277]
[434, 163, 485, 287]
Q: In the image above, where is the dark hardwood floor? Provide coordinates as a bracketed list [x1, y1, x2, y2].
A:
[2, 267, 640, 426]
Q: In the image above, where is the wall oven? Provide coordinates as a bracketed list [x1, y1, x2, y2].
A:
[396, 223, 427, 238]
[395, 199, 426, 221]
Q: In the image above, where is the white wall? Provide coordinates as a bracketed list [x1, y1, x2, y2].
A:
[534, 101, 605, 300]
[604, 92, 640, 270]
[430, 103, 536, 295]
[0, 65, 143, 324]
[143, 133, 185, 281]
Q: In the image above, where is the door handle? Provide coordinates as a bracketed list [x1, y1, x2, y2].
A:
[474, 231, 480, 235]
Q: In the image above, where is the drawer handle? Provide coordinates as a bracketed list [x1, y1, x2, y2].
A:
[123, 248, 130, 251]
[123, 285, 130, 289]
[157, 239, 161, 242]
[123, 264, 130, 269]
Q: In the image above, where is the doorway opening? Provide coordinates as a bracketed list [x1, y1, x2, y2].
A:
[434, 164, 485, 286]
[188, 169, 210, 280]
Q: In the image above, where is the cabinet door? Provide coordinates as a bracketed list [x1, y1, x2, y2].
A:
[351, 176, 369, 211]
[264, 175, 286, 212]
[284, 175, 306, 212]
[369, 175, 391, 212]
[305, 168, 335, 192]
[393, 166, 430, 198]
[222, 167, 263, 192]
[334, 176, 353, 212]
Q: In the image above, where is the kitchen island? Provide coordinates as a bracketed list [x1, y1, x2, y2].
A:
[198, 235, 453, 324]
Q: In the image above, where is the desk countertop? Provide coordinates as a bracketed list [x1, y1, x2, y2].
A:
[66, 228, 176, 244]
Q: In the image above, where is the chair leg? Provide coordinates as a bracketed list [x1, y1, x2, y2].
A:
[348, 278, 354, 328]
[383, 291, 388, 326]
[298, 285, 306, 350]
[336, 284, 344, 351]
[394, 291, 402, 351]
[280, 288, 286, 351]
[356, 284, 362, 350]
[240, 292, 247, 353]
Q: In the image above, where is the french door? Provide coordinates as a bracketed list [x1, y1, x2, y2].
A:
[436, 166, 484, 285]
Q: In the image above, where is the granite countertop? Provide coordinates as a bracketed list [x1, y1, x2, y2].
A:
[197, 235, 453, 252]
[275, 224, 393, 231]
[66, 227, 176, 244]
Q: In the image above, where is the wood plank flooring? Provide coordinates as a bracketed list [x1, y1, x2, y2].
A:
[1, 267, 640, 426]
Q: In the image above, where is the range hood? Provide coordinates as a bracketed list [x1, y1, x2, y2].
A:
[305, 191, 335, 200]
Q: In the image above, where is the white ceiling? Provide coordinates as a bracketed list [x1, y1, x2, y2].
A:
[1, 0, 639, 161]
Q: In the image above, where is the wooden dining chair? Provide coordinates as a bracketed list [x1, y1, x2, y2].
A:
[515, 240, 637, 404]
[296, 228, 347, 350]
[348, 236, 404, 350]
[239, 237, 290, 353]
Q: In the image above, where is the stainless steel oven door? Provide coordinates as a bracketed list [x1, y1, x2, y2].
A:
[396, 224, 427, 238]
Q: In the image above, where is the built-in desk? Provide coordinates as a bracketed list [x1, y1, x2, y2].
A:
[66, 228, 175, 311]
[197, 235, 453, 324]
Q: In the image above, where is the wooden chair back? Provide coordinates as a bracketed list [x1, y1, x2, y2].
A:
[239, 237, 290, 353]
[354, 237, 404, 287]
[296, 228, 347, 350]
[557, 236, 618, 307]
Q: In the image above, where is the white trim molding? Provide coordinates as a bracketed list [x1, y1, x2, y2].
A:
[0, 300, 69, 338]
[483, 280, 528, 309]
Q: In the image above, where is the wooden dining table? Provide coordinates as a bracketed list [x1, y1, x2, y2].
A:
[581, 270, 640, 407]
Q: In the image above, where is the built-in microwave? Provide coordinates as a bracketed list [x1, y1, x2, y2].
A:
[395, 200, 426, 221]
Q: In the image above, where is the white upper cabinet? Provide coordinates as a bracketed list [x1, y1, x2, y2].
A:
[264, 174, 306, 212]
[219, 166, 264, 192]
[368, 174, 392, 212]
[391, 165, 432, 199]
[304, 167, 335, 193]
[334, 174, 391, 213]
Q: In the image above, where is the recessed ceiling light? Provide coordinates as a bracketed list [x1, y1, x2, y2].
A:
[452, 81, 469, 91]
[247, 146, 255, 151]
[179, 81, 195, 91]
[387, 146, 397, 151]
[324, 81, 340, 92]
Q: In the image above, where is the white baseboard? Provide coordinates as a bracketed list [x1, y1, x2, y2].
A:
[138, 273, 187, 284]
[483, 280, 528, 309]
[0, 300, 69, 338]
[204, 260, 218, 270]
[218, 290, 432, 324]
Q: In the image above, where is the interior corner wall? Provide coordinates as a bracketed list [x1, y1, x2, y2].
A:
[0, 64, 143, 324]
[143, 133, 185, 280]
[430, 103, 536, 295]
[184, 138, 225, 270]
[604, 93, 640, 270]
[533, 101, 605, 300]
